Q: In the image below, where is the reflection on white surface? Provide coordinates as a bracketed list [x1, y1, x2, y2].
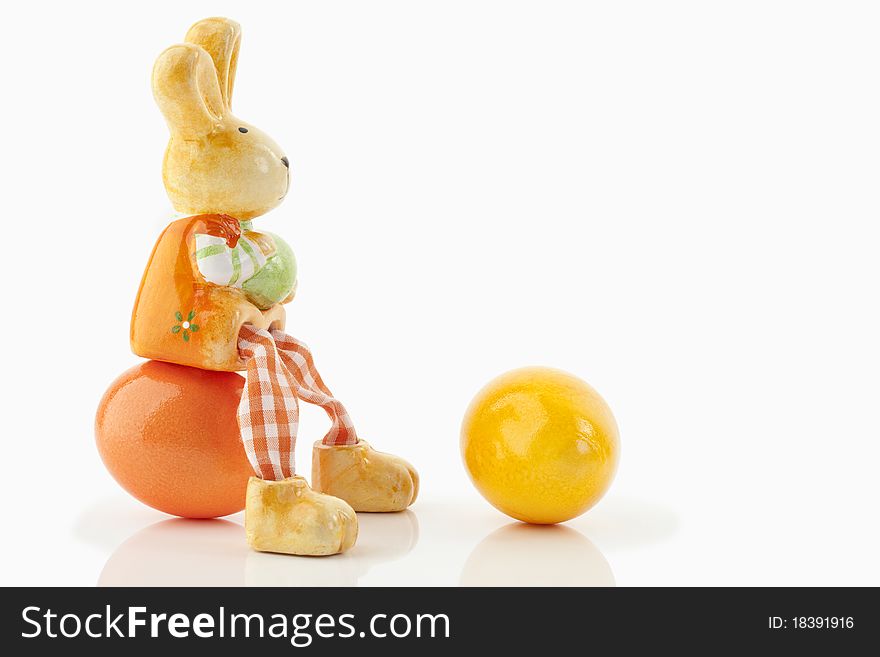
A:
[245, 512, 420, 587]
[74, 496, 170, 551]
[460, 523, 615, 587]
[79, 494, 679, 586]
[98, 511, 419, 587]
[99, 518, 248, 586]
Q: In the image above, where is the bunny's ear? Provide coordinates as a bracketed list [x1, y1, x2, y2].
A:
[185, 17, 241, 110]
[152, 44, 226, 139]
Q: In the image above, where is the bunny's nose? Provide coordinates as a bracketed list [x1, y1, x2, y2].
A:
[281, 156, 289, 168]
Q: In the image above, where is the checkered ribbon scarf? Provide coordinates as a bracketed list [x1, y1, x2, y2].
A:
[237, 325, 358, 480]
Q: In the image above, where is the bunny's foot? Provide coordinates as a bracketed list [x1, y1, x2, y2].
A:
[245, 476, 357, 555]
[312, 440, 419, 512]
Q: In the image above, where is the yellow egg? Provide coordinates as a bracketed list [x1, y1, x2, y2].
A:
[461, 367, 620, 524]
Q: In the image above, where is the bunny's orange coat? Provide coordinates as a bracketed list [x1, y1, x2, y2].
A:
[131, 214, 287, 372]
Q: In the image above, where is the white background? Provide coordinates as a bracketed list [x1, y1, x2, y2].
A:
[2, 0, 879, 586]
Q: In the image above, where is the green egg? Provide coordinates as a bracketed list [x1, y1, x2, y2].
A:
[242, 233, 297, 309]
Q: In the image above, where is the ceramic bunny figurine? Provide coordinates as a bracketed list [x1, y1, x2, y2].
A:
[132, 18, 293, 370]
[128, 17, 417, 556]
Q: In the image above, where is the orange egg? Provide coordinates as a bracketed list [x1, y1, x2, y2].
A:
[95, 360, 253, 518]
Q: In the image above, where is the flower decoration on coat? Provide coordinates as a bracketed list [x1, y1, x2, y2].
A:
[171, 310, 199, 342]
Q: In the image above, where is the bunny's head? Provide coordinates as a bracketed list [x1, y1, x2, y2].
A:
[152, 18, 290, 220]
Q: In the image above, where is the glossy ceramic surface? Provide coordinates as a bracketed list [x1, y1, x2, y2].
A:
[130, 214, 288, 371]
[461, 367, 620, 524]
[245, 476, 358, 556]
[132, 17, 296, 371]
[154, 18, 290, 219]
[312, 440, 420, 512]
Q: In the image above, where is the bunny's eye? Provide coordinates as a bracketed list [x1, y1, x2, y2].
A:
[238, 127, 249, 134]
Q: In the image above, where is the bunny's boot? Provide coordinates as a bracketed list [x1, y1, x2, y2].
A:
[311, 440, 419, 512]
[245, 476, 358, 555]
